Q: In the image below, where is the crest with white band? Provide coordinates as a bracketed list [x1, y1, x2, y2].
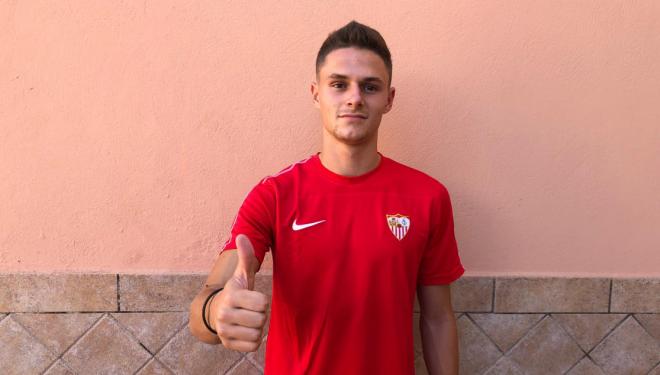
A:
[386, 214, 410, 241]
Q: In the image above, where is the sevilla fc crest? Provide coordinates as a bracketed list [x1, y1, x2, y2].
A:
[386, 214, 411, 241]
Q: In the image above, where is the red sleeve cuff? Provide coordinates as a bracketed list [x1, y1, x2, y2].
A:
[418, 264, 465, 285]
[220, 238, 267, 267]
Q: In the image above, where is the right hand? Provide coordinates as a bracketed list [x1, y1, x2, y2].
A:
[209, 234, 270, 352]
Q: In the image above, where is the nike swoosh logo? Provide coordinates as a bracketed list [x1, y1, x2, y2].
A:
[292, 219, 326, 231]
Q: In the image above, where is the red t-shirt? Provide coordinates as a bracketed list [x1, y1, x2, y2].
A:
[222, 153, 465, 374]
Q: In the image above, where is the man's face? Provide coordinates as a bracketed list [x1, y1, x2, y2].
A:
[312, 47, 395, 146]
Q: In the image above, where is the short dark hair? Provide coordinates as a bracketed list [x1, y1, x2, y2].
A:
[316, 20, 392, 85]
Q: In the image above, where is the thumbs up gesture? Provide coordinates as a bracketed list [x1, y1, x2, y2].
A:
[209, 234, 270, 352]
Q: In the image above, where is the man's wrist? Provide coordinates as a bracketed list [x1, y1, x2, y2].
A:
[202, 288, 223, 334]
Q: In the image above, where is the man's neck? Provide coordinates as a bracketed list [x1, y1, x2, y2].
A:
[318, 142, 381, 177]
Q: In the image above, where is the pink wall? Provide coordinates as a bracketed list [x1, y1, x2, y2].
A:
[1, 1, 659, 276]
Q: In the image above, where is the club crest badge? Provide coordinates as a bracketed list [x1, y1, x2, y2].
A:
[386, 214, 411, 241]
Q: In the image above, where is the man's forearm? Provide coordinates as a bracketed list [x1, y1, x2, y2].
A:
[420, 313, 459, 375]
[189, 249, 241, 344]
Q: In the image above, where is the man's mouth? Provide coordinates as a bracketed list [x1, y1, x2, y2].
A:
[338, 113, 367, 119]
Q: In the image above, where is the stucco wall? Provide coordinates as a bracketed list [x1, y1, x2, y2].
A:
[1, 1, 659, 276]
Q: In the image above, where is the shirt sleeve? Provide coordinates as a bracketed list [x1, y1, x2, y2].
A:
[220, 178, 276, 267]
[418, 184, 465, 285]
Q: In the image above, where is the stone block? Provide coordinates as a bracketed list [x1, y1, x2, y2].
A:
[456, 315, 502, 374]
[119, 274, 205, 311]
[611, 279, 660, 313]
[452, 277, 493, 312]
[254, 274, 272, 297]
[228, 359, 263, 374]
[157, 321, 242, 374]
[470, 313, 544, 352]
[0, 315, 56, 374]
[483, 357, 525, 375]
[62, 315, 151, 374]
[551, 313, 626, 352]
[43, 360, 76, 375]
[12, 313, 102, 356]
[111, 312, 188, 353]
[508, 316, 583, 374]
[246, 335, 268, 371]
[566, 357, 605, 375]
[634, 313, 660, 340]
[590, 315, 660, 374]
[650, 363, 660, 375]
[136, 358, 174, 375]
[0, 273, 116, 312]
[495, 278, 609, 313]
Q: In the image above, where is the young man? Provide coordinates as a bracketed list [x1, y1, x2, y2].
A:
[190, 21, 465, 375]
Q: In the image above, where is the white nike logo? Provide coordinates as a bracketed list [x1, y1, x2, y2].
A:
[292, 219, 326, 231]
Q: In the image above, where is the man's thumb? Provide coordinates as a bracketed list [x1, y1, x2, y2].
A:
[230, 234, 258, 290]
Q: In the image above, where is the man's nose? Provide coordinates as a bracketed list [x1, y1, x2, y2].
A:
[345, 84, 364, 107]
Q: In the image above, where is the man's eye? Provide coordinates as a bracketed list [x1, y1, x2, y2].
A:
[364, 84, 379, 93]
[331, 82, 346, 89]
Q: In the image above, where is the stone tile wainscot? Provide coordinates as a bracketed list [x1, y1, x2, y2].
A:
[0, 274, 658, 374]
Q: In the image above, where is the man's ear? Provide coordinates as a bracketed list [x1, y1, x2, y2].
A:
[311, 81, 320, 109]
[384, 86, 396, 113]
